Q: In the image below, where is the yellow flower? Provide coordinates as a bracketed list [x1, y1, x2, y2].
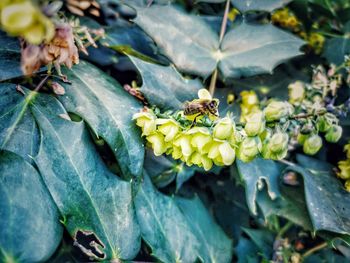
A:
[173, 133, 194, 159]
[133, 111, 157, 136]
[206, 140, 236, 166]
[237, 137, 262, 162]
[1, 2, 36, 34]
[188, 127, 212, 154]
[146, 132, 168, 156]
[0, 1, 54, 44]
[241, 90, 259, 107]
[338, 160, 350, 180]
[244, 110, 265, 136]
[213, 117, 235, 140]
[288, 81, 305, 104]
[264, 101, 293, 122]
[157, 118, 181, 142]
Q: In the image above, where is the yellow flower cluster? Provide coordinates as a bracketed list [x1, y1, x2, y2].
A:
[133, 90, 297, 171]
[306, 32, 325, 55]
[338, 142, 350, 192]
[271, 8, 301, 32]
[0, 0, 54, 44]
[134, 110, 237, 171]
[271, 8, 325, 54]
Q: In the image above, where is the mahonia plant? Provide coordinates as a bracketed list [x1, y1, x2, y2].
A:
[133, 82, 346, 171]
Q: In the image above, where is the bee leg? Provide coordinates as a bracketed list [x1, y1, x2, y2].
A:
[190, 114, 200, 128]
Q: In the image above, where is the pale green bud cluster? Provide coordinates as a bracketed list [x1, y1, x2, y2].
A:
[0, 0, 55, 44]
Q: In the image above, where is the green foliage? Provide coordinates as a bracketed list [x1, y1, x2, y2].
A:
[0, 151, 62, 262]
[0, 0, 350, 262]
[59, 61, 145, 178]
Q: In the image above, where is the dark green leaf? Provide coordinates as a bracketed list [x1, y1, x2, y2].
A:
[134, 173, 200, 263]
[0, 32, 22, 82]
[323, 37, 350, 65]
[134, 5, 219, 78]
[176, 196, 233, 263]
[129, 56, 202, 110]
[0, 84, 40, 163]
[219, 22, 305, 79]
[234, 237, 259, 263]
[58, 60, 144, 178]
[0, 151, 62, 262]
[176, 165, 196, 191]
[236, 158, 282, 215]
[242, 228, 274, 258]
[256, 184, 313, 230]
[32, 94, 141, 261]
[289, 155, 350, 234]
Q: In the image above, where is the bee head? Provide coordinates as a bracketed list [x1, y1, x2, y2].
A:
[209, 99, 219, 108]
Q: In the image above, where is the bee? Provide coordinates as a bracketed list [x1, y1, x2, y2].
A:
[183, 98, 220, 125]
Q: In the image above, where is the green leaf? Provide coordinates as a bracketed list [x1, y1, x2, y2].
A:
[129, 56, 202, 110]
[0, 32, 22, 82]
[0, 151, 62, 262]
[0, 84, 40, 163]
[134, 6, 304, 80]
[236, 158, 282, 215]
[234, 237, 259, 263]
[134, 173, 200, 263]
[176, 165, 196, 191]
[232, 0, 292, 12]
[256, 184, 313, 230]
[32, 94, 141, 261]
[134, 5, 219, 78]
[289, 155, 350, 234]
[175, 196, 233, 263]
[242, 228, 274, 258]
[323, 37, 350, 65]
[58, 60, 144, 178]
[219, 22, 305, 79]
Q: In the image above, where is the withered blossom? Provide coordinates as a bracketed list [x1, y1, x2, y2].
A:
[21, 23, 79, 75]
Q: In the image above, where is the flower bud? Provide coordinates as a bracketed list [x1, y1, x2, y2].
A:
[288, 81, 305, 104]
[188, 127, 212, 154]
[133, 111, 157, 136]
[297, 133, 308, 145]
[325, 125, 342, 143]
[157, 118, 180, 142]
[303, 134, 322, 155]
[173, 134, 194, 158]
[237, 137, 262, 162]
[213, 117, 235, 140]
[1, 2, 36, 34]
[338, 160, 350, 180]
[269, 132, 289, 153]
[240, 90, 259, 107]
[316, 115, 331, 132]
[264, 101, 293, 122]
[244, 110, 265, 136]
[218, 141, 236, 165]
[146, 132, 167, 156]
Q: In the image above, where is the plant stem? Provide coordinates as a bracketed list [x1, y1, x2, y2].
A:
[302, 242, 328, 259]
[34, 75, 49, 93]
[276, 221, 293, 239]
[209, 0, 230, 96]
